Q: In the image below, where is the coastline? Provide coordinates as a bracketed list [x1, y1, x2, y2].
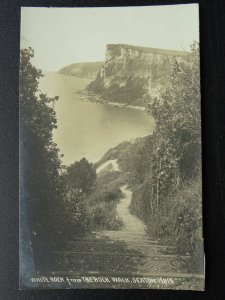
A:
[76, 90, 146, 112]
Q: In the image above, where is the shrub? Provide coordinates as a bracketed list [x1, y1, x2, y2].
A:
[146, 178, 203, 272]
[88, 201, 123, 230]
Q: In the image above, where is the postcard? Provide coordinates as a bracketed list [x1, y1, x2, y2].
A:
[19, 4, 204, 290]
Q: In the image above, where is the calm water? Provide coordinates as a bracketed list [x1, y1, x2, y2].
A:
[39, 72, 155, 165]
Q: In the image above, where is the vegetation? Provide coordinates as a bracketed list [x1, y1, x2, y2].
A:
[20, 48, 65, 268]
[64, 157, 96, 194]
[87, 171, 126, 230]
[20, 48, 98, 268]
[128, 42, 203, 272]
[88, 73, 147, 106]
[20, 43, 203, 275]
[61, 158, 97, 237]
[20, 45, 124, 258]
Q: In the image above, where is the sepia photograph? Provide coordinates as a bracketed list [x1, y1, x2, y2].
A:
[19, 4, 204, 290]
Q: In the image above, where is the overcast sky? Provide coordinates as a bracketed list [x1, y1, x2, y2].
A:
[21, 4, 199, 71]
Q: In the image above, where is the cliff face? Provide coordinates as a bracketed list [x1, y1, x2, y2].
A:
[88, 44, 190, 106]
[59, 61, 103, 79]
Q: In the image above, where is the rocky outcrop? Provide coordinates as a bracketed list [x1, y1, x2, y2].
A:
[59, 61, 103, 79]
[88, 44, 190, 106]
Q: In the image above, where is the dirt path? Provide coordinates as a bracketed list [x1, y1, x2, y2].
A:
[49, 185, 204, 290]
[97, 185, 150, 249]
[97, 185, 188, 275]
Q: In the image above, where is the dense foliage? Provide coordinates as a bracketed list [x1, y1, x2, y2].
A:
[20, 49, 102, 269]
[87, 171, 125, 230]
[145, 42, 201, 212]
[64, 157, 96, 194]
[130, 42, 203, 271]
[62, 158, 96, 236]
[20, 48, 65, 268]
[20, 46, 123, 252]
[147, 43, 201, 200]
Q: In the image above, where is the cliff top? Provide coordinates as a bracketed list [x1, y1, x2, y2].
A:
[107, 44, 190, 56]
[59, 61, 103, 72]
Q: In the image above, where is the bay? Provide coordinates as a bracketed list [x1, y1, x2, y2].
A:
[39, 72, 155, 166]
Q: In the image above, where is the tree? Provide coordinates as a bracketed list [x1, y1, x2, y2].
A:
[20, 48, 64, 270]
[146, 42, 201, 212]
[62, 158, 96, 236]
[65, 157, 96, 194]
[138, 43, 204, 271]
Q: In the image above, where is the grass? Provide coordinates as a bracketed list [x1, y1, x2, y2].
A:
[87, 171, 129, 231]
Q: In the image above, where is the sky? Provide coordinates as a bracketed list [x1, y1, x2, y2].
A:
[21, 4, 199, 71]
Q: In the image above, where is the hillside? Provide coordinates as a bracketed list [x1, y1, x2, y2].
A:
[85, 136, 152, 231]
[58, 61, 103, 78]
[87, 44, 191, 106]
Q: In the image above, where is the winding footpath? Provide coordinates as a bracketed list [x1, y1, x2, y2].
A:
[97, 185, 150, 248]
[96, 185, 179, 274]
[96, 185, 204, 282]
[50, 184, 204, 290]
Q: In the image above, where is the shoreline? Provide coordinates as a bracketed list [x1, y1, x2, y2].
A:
[76, 90, 146, 112]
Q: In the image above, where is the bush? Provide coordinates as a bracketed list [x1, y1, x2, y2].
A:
[130, 177, 153, 221]
[62, 191, 91, 238]
[146, 178, 204, 272]
[167, 179, 202, 254]
[87, 171, 125, 230]
[88, 201, 123, 230]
